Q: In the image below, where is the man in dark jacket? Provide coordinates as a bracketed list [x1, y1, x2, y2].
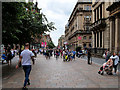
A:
[87, 49, 91, 64]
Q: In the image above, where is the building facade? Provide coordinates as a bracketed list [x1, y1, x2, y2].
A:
[90, 0, 120, 54]
[58, 35, 65, 49]
[65, 0, 92, 50]
[107, 1, 120, 52]
[32, 34, 52, 49]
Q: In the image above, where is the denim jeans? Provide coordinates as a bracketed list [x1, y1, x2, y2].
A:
[23, 65, 31, 87]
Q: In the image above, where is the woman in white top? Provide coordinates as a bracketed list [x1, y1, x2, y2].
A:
[110, 52, 119, 75]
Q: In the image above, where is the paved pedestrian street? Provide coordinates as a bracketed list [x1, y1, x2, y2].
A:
[2, 55, 118, 88]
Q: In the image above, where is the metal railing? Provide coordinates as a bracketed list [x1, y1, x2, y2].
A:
[89, 48, 107, 57]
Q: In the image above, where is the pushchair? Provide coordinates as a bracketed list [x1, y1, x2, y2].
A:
[63, 54, 68, 62]
[103, 65, 113, 75]
[98, 62, 113, 75]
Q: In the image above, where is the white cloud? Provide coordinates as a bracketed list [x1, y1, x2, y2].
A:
[37, 0, 78, 46]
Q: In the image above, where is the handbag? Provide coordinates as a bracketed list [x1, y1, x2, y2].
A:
[103, 53, 106, 58]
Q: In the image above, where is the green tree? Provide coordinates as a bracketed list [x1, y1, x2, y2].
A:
[2, 2, 56, 50]
[47, 41, 55, 49]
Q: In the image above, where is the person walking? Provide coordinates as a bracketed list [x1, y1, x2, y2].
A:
[56, 49, 59, 60]
[72, 50, 76, 60]
[16, 43, 34, 89]
[105, 49, 111, 62]
[87, 49, 91, 65]
[110, 52, 119, 75]
[7, 50, 13, 65]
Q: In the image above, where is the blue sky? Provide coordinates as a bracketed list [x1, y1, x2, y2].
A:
[36, 0, 78, 46]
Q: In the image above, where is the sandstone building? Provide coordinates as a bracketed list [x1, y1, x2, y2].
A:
[58, 35, 65, 49]
[90, 0, 120, 54]
[65, 0, 92, 50]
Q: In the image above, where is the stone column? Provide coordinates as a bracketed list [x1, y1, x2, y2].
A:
[115, 16, 120, 52]
[99, 31, 101, 48]
[96, 8, 98, 21]
[92, 32, 95, 48]
[77, 15, 79, 30]
[102, 31, 104, 48]
[99, 7, 101, 19]
[110, 20, 113, 52]
[102, 3, 104, 18]
[96, 32, 97, 48]
[93, 9, 94, 23]
[94, 32, 96, 48]
[110, 17, 115, 52]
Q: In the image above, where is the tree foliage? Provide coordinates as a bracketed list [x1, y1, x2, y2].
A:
[2, 2, 56, 46]
[47, 41, 55, 49]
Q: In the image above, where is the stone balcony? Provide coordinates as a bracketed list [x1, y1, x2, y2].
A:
[90, 18, 106, 31]
[68, 30, 92, 40]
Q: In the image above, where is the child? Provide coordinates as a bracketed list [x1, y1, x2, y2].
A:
[2, 52, 7, 64]
[98, 59, 113, 75]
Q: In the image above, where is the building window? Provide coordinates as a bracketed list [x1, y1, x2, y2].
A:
[84, 5, 91, 10]
[83, 36, 87, 40]
[94, 9, 96, 22]
[97, 7, 99, 20]
[84, 15, 91, 21]
[89, 43, 92, 47]
[84, 25, 89, 30]
[90, 16, 91, 21]
[89, 36, 92, 40]
[86, 26, 89, 30]
[83, 43, 86, 48]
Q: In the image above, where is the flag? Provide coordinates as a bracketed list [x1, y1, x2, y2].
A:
[41, 42, 44, 47]
[45, 42, 47, 47]
[78, 36, 82, 40]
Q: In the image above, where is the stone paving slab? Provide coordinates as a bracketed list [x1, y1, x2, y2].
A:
[2, 54, 118, 88]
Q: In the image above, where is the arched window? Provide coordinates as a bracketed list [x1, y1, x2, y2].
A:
[83, 43, 86, 48]
[89, 43, 92, 47]
[89, 36, 92, 40]
[83, 36, 87, 40]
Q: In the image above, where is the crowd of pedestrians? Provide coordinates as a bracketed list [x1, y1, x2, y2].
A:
[38, 48, 91, 63]
[1, 43, 120, 89]
[1, 48, 18, 65]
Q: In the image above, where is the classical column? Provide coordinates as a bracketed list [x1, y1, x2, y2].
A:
[110, 20, 112, 52]
[93, 9, 94, 23]
[102, 3, 104, 18]
[96, 8, 98, 21]
[110, 17, 115, 52]
[77, 15, 79, 30]
[115, 16, 120, 52]
[99, 31, 101, 48]
[99, 6, 101, 19]
[96, 32, 98, 48]
[92, 31, 95, 48]
[102, 31, 104, 48]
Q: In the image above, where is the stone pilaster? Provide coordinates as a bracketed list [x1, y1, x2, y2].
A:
[102, 31, 104, 48]
[95, 32, 97, 48]
[110, 17, 115, 52]
[115, 16, 120, 52]
[99, 31, 101, 48]
[102, 3, 104, 18]
[92, 32, 94, 48]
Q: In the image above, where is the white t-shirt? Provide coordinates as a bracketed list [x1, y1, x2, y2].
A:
[110, 55, 119, 65]
[21, 49, 34, 66]
[11, 50, 14, 55]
